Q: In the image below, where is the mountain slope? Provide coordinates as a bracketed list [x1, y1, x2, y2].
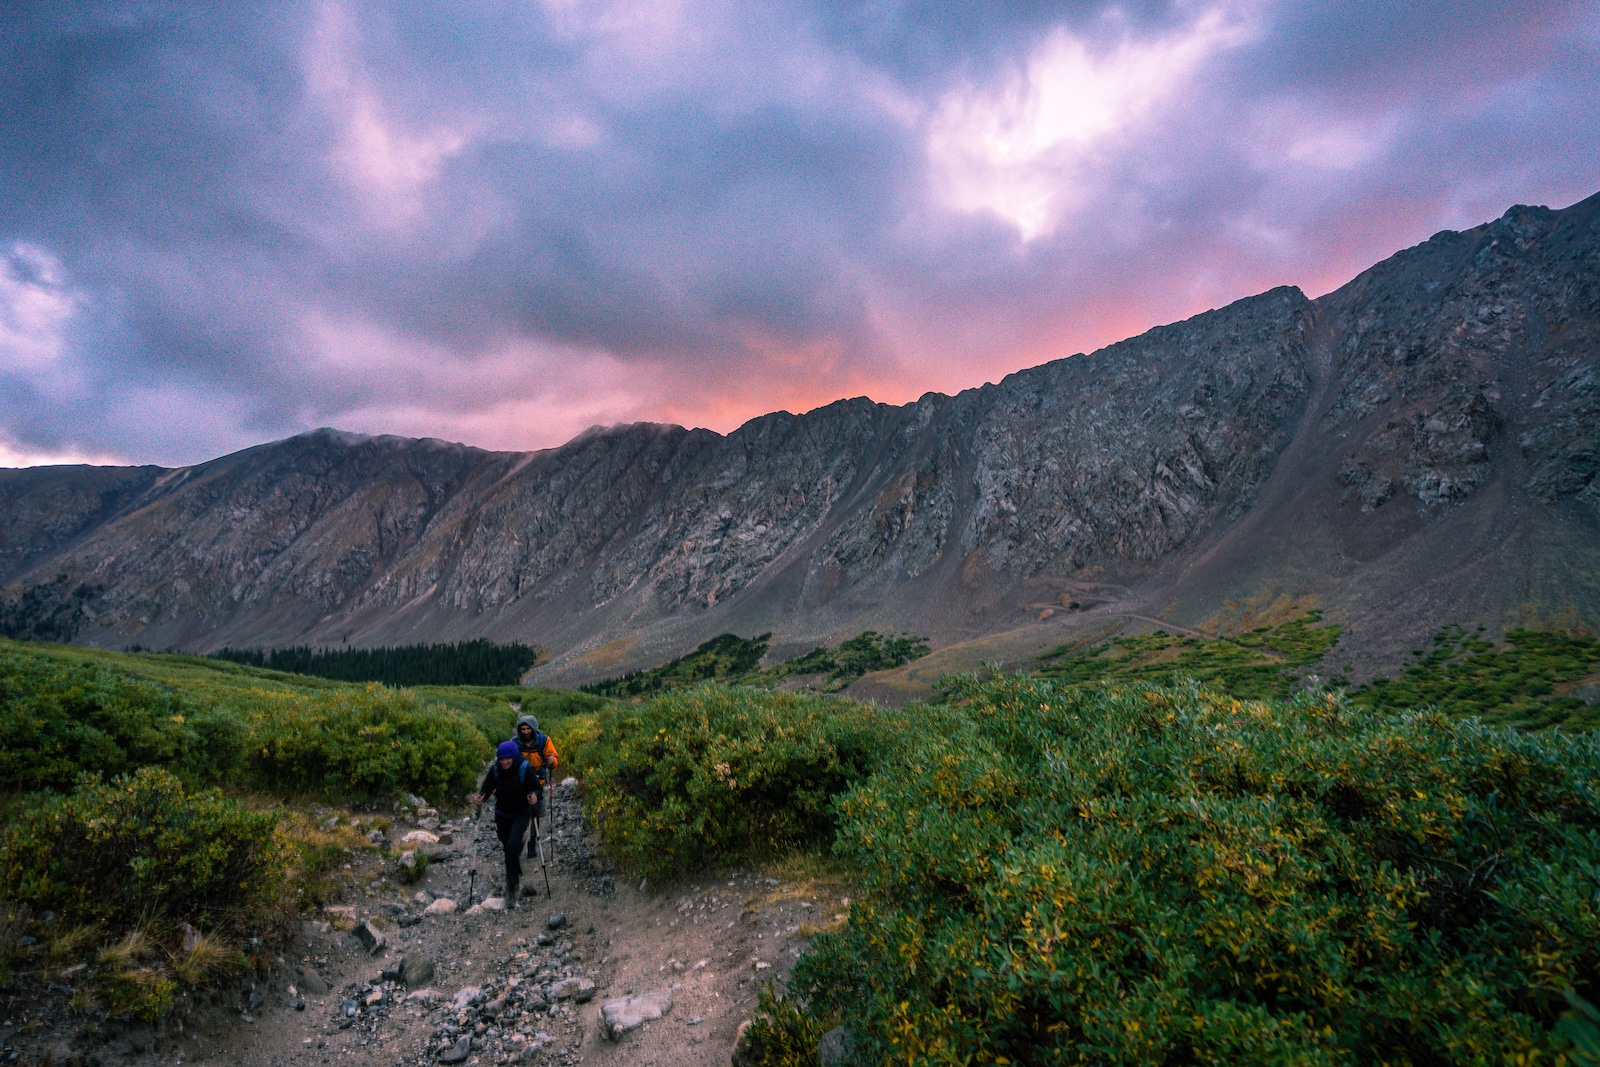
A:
[4, 193, 1598, 690]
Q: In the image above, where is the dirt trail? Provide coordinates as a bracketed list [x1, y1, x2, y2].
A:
[179, 783, 839, 1067]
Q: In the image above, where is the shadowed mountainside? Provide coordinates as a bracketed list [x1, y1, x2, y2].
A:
[4, 192, 1598, 695]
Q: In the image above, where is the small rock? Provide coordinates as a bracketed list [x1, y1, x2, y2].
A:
[405, 988, 439, 1004]
[599, 990, 673, 1040]
[560, 777, 578, 787]
[352, 921, 386, 954]
[452, 987, 482, 1011]
[548, 978, 595, 1003]
[399, 829, 440, 847]
[400, 850, 418, 870]
[535, 933, 555, 946]
[400, 952, 435, 987]
[546, 914, 566, 930]
[296, 970, 330, 996]
[439, 1035, 473, 1064]
[367, 829, 386, 843]
[412, 890, 434, 906]
[323, 905, 357, 928]
[424, 898, 459, 916]
[479, 896, 507, 911]
[364, 989, 384, 1007]
[321, 816, 339, 830]
[59, 963, 87, 980]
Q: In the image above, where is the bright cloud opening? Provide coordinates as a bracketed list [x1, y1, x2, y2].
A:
[927, 7, 1254, 240]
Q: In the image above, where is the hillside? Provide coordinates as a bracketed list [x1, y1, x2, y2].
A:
[3, 193, 1598, 689]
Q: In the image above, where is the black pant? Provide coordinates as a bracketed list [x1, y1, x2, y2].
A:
[494, 812, 532, 894]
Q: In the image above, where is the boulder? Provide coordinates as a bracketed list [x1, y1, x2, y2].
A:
[351, 921, 385, 954]
[731, 1020, 756, 1066]
[599, 990, 673, 1040]
[400, 952, 435, 988]
[424, 898, 458, 916]
[818, 1026, 849, 1066]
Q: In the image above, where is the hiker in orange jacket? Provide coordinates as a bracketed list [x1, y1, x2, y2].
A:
[512, 714, 558, 858]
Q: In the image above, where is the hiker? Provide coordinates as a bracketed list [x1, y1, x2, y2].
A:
[475, 740, 539, 908]
[510, 714, 559, 859]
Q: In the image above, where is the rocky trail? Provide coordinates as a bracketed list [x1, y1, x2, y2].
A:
[151, 782, 837, 1067]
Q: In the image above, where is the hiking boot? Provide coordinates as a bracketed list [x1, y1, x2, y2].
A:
[507, 895, 519, 910]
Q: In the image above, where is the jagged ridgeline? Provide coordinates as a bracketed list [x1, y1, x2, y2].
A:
[209, 638, 539, 688]
[581, 630, 930, 697]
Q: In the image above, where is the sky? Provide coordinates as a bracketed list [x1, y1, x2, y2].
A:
[1, 1, 1598, 468]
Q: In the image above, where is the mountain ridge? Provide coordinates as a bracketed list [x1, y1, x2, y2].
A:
[4, 192, 1598, 696]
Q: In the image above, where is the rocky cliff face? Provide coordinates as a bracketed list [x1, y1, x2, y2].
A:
[4, 193, 1598, 682]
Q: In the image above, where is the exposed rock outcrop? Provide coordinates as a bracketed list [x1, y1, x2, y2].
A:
[3, 192, 1598, 680]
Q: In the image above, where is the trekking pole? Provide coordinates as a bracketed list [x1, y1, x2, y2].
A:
[534, 814, 552, 899]
[467, 869, 476, 909]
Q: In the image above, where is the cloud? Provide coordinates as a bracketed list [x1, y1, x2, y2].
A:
[0, 0, 1596, 466]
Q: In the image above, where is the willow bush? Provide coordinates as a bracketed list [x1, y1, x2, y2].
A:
[579, 685, 917, 879]
[784, 675, 1600, 1065]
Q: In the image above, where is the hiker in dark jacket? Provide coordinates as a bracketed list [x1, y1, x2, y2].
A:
[475, 740, 539, 907]
[510, 714, 559, 858]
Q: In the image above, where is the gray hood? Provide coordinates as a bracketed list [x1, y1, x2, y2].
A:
[513, 714, 541, 740]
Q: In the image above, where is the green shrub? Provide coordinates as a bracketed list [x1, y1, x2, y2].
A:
[242, 684, 485, 801]
[787, 675, 1600, 1065]
[1351, 626, 1600, 729]
[581, 685, 914, 879]
[0, 646, 245, 791]
[0, 768, 282, 932]
[1035, 612, 1340, 699]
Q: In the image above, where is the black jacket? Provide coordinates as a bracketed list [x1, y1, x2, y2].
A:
[478, 761, 539, 817]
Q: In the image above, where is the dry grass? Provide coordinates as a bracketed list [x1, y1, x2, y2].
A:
[98, 926, 159, 971]
[47, 923, 101, 962]
[171, 932, 238, 985]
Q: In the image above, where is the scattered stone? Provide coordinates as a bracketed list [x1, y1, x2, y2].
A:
[599, 991, 673, 1040]
[321, 816, 339, 830]
[399, 829, 440, 847]
[399, 850, 418, 870]
[560, 777, 578, 787]
[412, 890, 434, 906]
[424, 898, 459, 916]
[547, 913, 567, 930]
[480, 896, 507, 911]
[351, 920, 386, 954]
[367, 829, 386, 844]
[452, 987, 481, 1012]
[439, 1035, 472, 1064]
[405, 988, 439, 1004]
[364, 989, 384, 1007]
